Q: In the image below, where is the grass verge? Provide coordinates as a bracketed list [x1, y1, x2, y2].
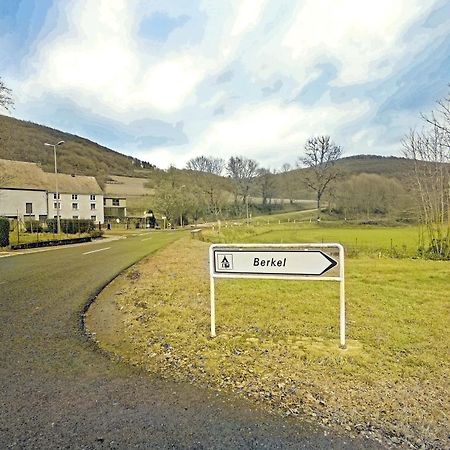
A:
[86, 236, 449, 449]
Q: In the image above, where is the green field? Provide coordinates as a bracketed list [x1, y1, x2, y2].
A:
[87, 224, 449, 448]
[206, 222, 422, 257]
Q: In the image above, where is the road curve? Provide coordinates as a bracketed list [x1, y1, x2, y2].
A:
[0, 232, 383, 449]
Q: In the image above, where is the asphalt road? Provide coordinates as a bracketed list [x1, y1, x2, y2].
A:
[0, 232, 384, 449]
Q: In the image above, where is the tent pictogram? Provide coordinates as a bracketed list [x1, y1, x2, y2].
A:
[218, 254, 233, 270]
[221, 256, 230, 268]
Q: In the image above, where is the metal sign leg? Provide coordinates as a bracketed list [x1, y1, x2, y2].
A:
[210, 276, 216, 337]
[339, 279, 346, 349]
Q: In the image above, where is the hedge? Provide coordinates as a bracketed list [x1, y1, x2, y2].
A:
[24, 220, 44, 233]
[0, 217, 9, 247]
[46, 219, 95, 234]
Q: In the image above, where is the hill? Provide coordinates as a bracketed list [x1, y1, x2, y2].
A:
[335, 154, 416, 177]
[1, 114, 424, 210]
[271, 154, 417, 201]
[0, 115, 155, 186]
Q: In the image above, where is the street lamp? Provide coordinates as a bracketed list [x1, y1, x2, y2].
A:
[180, 184, 186, 228]
[44, 140, 64, 234]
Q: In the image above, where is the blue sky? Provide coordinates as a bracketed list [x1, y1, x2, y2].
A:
[1, 0, 449, 169]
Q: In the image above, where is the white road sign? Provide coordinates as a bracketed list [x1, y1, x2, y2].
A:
[209, 243, 346, 348]
[213, 249, 337, 277]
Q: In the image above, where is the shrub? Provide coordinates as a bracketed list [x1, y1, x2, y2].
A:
[89, 229, 104, 239]
[418, 238, 450, 260]
[46, 218, 95, 234]
[0, 217, 10, 247]
[24, 220, 44, 233]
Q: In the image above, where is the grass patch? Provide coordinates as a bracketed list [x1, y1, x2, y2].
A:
[8, 231, 90, 246]
[87, 231, 449, 448]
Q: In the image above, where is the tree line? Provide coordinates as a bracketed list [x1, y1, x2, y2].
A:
[1, 77, 448, 256]
[152, 137, 415, 225]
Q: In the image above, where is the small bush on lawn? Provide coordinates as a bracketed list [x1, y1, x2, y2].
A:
[0, 217, 9, 247]
[89, 229, 104, 239]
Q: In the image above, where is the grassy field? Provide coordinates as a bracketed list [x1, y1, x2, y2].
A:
[206, 222, 422, 257]
[87, 224, 449, 448]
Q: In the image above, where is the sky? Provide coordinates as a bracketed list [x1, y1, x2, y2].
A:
[1, 0, 449, 170]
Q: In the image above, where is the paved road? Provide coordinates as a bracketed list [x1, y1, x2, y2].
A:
[0, 232, 383, 449]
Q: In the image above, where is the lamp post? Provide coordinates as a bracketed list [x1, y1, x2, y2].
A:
[44, 140, 64, 234]
[180, 185, 186, 228]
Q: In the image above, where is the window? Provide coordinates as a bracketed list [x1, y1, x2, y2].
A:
[90, 194, 96, 201]
[53, 202, 60, 209]
[90, 203, 96, 210]
[25, 203, 33, 214]
[72, 216, 79, 219]
[72, 203, 78, 210]
[112, 198, 120, 206]
[91, 215, 97, 221]
[53, 193, 60, 200]
[72, 194, 78, 200]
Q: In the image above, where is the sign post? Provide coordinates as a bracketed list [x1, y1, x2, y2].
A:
[209, 243, 346, 348]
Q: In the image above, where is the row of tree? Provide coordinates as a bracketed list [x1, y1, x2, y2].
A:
[402, 90, 449, 258]
[1, 76, 448, 256]
[182, 136, 343, 218]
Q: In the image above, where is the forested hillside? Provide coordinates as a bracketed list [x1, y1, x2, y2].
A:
[0, 114, 428, 221]
[0, 115, 155, 186]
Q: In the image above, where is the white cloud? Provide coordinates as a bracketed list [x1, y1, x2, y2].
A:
[230, 0, 268, 37]
[139, 55, 209, 113]
[146, 98, 372, 169]
[282, 0, 428, 84]
[21, 0, 210, 117]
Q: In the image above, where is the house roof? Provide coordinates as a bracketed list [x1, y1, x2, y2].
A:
[0, 158, 102, 194]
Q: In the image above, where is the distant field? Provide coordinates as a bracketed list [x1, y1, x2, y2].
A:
[104, 175, 154, 196]
[206, 222, 421, 257]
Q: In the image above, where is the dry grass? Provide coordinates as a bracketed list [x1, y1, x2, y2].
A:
[87, 236, 449, 449]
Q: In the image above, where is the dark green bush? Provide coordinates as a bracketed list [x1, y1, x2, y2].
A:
[46, 218, 94, 234]
[0, 217, 10, 247]
[24, 220, 44, 233]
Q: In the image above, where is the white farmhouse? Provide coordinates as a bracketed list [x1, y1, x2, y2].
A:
[0, 159, 104, 223]
[46, 172, 104, 223]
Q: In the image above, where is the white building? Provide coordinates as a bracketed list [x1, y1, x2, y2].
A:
[0, 187, 48, 220]
[45, 172, 104, 223]
[0, 159, 104, 223]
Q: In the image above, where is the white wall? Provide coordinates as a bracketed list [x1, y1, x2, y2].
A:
[0, 189, 48, 219]
[47, 192, 104, 224]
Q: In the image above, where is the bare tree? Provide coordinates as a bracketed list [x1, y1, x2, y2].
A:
[226, 156, 258, 207]
[153, 168, 207, 226]
[186, 155, 224, 175]
[185, 156, 227, 217]
[402, 91, 449, 258]
[257, 168, 277, 208]
[0, 77, 14, 112]
[280, 162, 297, 205]
[299, 135, 342, 218]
